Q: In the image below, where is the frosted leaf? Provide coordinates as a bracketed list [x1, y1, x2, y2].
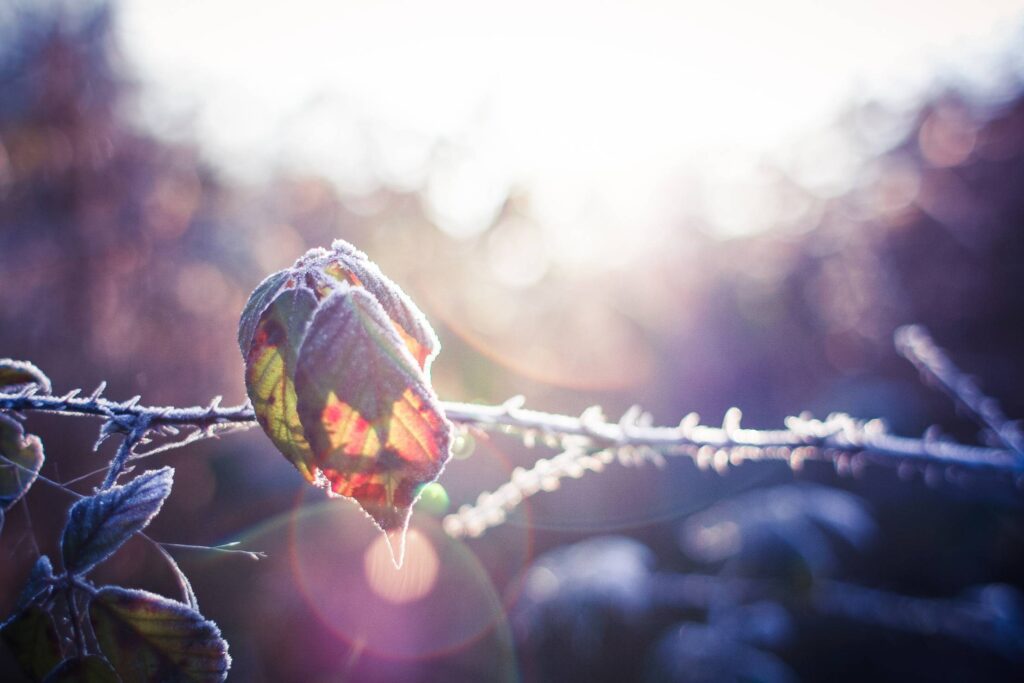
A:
[60, 467, 174, 575]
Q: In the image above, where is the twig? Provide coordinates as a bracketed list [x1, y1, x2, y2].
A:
[896, 325, 1024, 458]
[160, 541, 267, 561]
[99, 416, 151, 490]
[0, 391, 256, 429]
[440, 405, 1021, 538]
[65, 585, 87, 655]
[0, 394, 1015, 472]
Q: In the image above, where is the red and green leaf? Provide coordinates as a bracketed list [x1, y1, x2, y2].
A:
[294, 287, 451, 532]
[320, 240, 440, 371]
[244, 286, 319, 480]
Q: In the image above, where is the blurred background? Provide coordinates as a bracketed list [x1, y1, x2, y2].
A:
[2, 0, 1024, 680]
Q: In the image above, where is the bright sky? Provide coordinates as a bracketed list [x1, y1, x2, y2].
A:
[118, 0, 1024, 243]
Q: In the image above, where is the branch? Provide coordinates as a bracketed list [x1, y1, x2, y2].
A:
[1, 391, 1015, 470]
[896, 324, 1024, 458]
[0, 389, 256, 429]
[440, 404, 1021, 538]
[99, 415, 151, 490]
[2, 327, 1021, 541]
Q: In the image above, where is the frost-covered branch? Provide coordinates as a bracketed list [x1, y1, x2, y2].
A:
[440, 403, 1021, 538]
[896, 324, 1024, 458]
[2, 327, 1022, 541]
[0, 387, 256, 429]
[1, 391, 1015, 472]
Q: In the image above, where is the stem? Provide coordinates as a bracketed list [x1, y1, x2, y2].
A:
[160, 542, 267, 560]
[99, 418, 149, 490]
[0, 393, 1017, 471]
[65, 584, 87, 656]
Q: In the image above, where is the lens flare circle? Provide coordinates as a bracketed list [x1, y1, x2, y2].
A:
[288, 492, 510, 660]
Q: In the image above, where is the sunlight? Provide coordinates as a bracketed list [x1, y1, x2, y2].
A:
[119, 0, 1024, 248]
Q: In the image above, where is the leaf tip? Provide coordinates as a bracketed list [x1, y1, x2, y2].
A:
[383, 527, 408, 569]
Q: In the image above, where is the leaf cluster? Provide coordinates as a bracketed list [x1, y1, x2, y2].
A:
[0, 364, 231, 682]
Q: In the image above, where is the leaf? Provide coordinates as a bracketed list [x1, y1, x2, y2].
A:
[294, 287, 452, 532]
[0, 359, 52, 393]
[14, 555, 55, 614]
[244, 286, 319, 479]
[0, 605, 64, 681]
[321, 239, 440, 371]
[237, 269, 290, 357]
[89, 586, 230, 682]
[61, 467, 174, 575]
[0, 413, 45, 511]
[240, 243, 453, 555]
[43, 655, 120, 683]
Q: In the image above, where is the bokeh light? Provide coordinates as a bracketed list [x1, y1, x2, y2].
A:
[363, 528, 439, 604]
[288, 493, 512, 659]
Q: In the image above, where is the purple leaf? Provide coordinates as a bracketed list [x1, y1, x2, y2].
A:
[61, 467, 174, 575]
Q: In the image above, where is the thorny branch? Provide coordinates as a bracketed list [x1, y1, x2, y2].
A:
[896, 324, 1024, 457]
[1, 327, 1021, 540]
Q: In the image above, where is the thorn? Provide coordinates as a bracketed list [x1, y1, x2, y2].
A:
[579, 405, 606, 425]
[864, 418, 888, 435]
[723, 407, 742, 435]
[88, 382, 107, 401]
[679, 412, 700, 434]
[502, 395, 526, 412]
[619, 405, 642, 428]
